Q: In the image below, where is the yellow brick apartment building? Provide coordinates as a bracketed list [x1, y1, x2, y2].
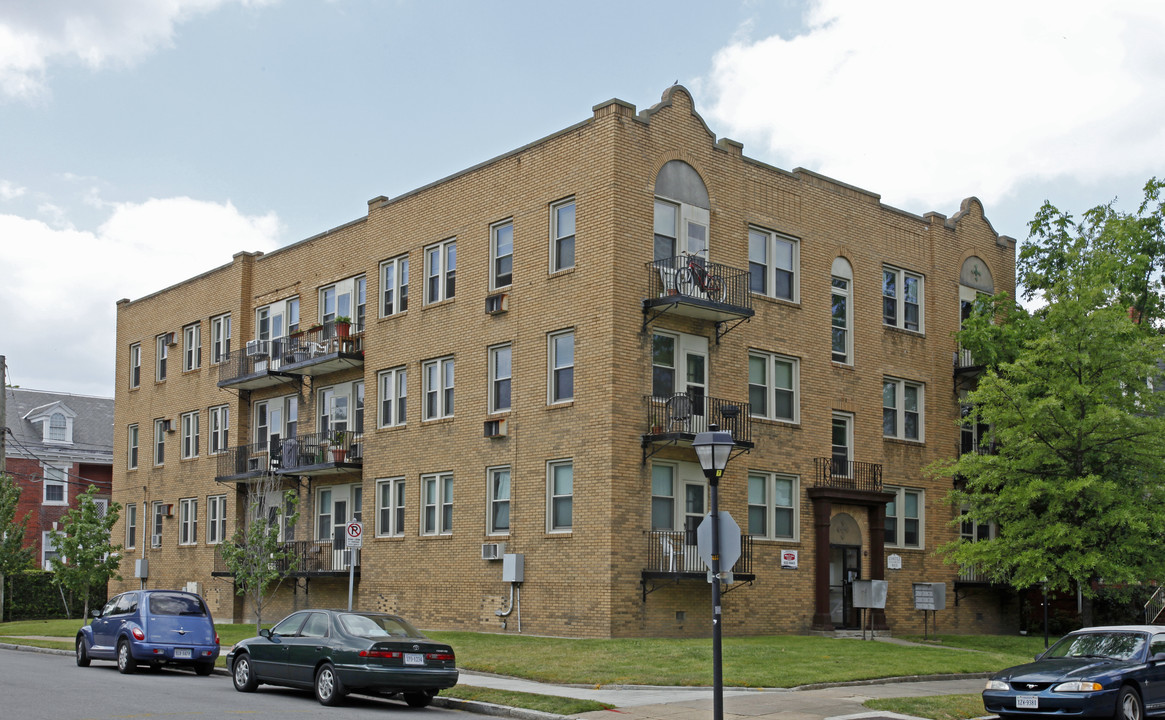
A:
[110, 86, 1015, 638]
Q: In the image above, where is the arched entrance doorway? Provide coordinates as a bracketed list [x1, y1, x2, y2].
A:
[829, 513, 862, 629]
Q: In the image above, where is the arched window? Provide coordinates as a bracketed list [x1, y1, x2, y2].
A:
[653, 161, 710, 264]
[49, 413, 68, 442]
[831, 258, 853, 364]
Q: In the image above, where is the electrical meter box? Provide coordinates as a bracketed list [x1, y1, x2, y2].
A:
[852, 579, 888, 609]
[502, 553, 524, 582]
[135, 558, 149, 579]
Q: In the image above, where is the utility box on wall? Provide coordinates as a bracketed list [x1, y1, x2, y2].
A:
[502, 553, 524, 583]
[134, 558, 148, 579]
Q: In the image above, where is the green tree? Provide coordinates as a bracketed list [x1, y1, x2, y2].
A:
[219, 475, 300, 633]
[48, 484, 122, 620]
[0, 473, 34, 622]
[939, 179, 1165, 611]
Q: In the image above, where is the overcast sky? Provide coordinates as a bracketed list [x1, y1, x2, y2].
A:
[3, 0, 1163, 398]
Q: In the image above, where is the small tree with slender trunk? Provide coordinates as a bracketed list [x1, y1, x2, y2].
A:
[0, 473, 34, 622]
[48, 484, 122, 620]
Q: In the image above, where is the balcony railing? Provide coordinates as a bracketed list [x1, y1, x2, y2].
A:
[211, 540, 360, 577]
[813, 457, 883, 492]
[954, 346, 983, 373]
[214, 430, 363, 482]
[217, 321, 364, 388]
[642, 530, 755, 577]
[214, 439, 278, 481]
[643, 257, 754, 333]
[957, 565, 994, 585]
[644, 394, 752, 446]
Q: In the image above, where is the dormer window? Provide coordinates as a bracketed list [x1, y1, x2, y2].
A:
[26, 402, 76, 445]
[48, 413, 67, 442]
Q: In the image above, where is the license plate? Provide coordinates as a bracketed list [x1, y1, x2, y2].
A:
[404, 653, 425, 666]
[174, 648, 192, 659]
[1016, 696, 1039, 709]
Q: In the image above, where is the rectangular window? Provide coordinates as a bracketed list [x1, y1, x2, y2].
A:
[156, 334, 168, 381]
[748, 351, 798, 423]
[421, 473, 453, 535]
[547, 460, 573, 532]
[653, 199, 678, 262]
[127, 424, 139, 470]
[378, 366, 407, 428]
[42, 532, 58, 569]
[651, 464, 675, 530]
[154, 418, 165, 465]
[178, 498, 198, 545]
[42, 466, 66, 504]
[550, 198, 575, 272]
[376, 477, 406, 537]
[549, 330, 574, 404]
[489, 344, 512, 413]
[380, 255, 409, 316]
[885, 486, 923, 548]
[181, 411, 200, 459]
[209, 405, 229, 455]
[831, 277, 850, 364]
[424, 238, 456, 304]
[488, 466, 510, 535]
[883, 378, 923, 441]
[422, 357, 454, 420]
[125, 503, 137, 549]
[748, 227, 798, 301]
[831, 412, 852, 475]
[651, 333, 676, 398]
[747, 472, 797, 540]
[210, 313, 231, 364]
[183, 322, 201, 371]
[129, 343, 141, 389]
[883, 266, 924, 332]
[207, 495, 226, 544]
[152, 501, 164, 547]
[490, 219, 514, 289]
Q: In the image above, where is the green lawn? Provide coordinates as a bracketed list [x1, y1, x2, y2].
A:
[865, 693, 987, 720]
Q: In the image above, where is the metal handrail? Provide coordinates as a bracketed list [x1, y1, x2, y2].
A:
[644, 394, 751, 445]
[646, 256, 753, 311]
[813, 457, 883, 492]
[643, 529, 753, 575]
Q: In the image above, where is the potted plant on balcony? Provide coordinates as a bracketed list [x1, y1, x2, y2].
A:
[329, 430, 347, 463]
[334, 316, 352, 339]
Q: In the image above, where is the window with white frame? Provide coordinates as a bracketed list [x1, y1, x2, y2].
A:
[547, 459, 573, 532]
[651, 464, 675, 530]
[378, 367, 407, 428]
[424, 238, 456, 304]
[94, 498, 109, 519]
[48, 412, 68, 442]
[959, 511, 995, 544]
[748, 472, 797, 540]
[156, 334, 169, 381]
[883, 378, 923, 441]
[422, 357, 454, 420]
[318, 382, 361, 436]
[831, 412, 852, 474]
[885, 486, 923, 548]
[550, 198, 575, 272]
[207, 495, 226, 544]
[254, 394, 297, 448]
[355, 275, 366, 329]
[178, 497, 198, 545]
[376, 477, 406, 537]
[320, 275, 364, 327]
[831, 276, 851, 364]
[154, 418, 165, 465]
[42, 465, 66, 504]
[125, 503, 137, 548]
[129, 342, 141, 388]
[209, 405, 229, 455]
[548, 330, 574, 404]
[380, 254, 409, 317]
[152, 501, 165, 547]
[488, 466, 510, 535]
[128, 424, 139, 469]
[749, 351, 798, 423]
[490, 219, 513, 289]
[42, 532, 59, 569]
[748, 227, 798, 301]
[354, 380, 365, 435]
[183, 322, 201, 371]
[421, 473, 453, 535]
[255, 297, 296, 349]
[883, 266, 923, 332]
[180, 411, 200, 459]
[489, 344, 512, 413]
[210, 313, 231, 364]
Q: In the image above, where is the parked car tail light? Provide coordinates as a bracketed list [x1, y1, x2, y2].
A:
[132, 627, 145, 640]
[426, 652, 455, 661]
[1054, 681, 1103, 692]
[215, 632, 220, 645]
[359, 650, 402, 659]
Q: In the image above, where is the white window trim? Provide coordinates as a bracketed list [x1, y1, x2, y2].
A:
[178, 497, 198, 546]
[489, 343, 512, 414]
[180, 411, 200, 459]
[548, 329, 574, 405]
[747, 471, 799, 541]
[885, 486, 925, 549]
[424, 237, 456, 305]
[377, 366, 407, 428]
[550, 197, 576, 273]
[183, 322, 201, 371]
[487, 465, 511, 536]
[831, 276, 851, 365]
[883, 377, 924, 442]
[420, 472, 453, 536]
[129, 342, 141, 389]
[376, 477, 406, 538]
[831, 412, 853, 470]
[41, 465, 67, 505]
[422, 357, 454, 420]
[125, 503, 137, 549]
[748, 226, 799, 302]
[380, 254, 409, 317]
[490, 218, 514, 291]
[650, 462, 677, 531]
[153, 418, 165, 466]
[151, 502, 164, 547]
[127, 424, 139, 470]
[748, 350, 799, 424]
[209, 405, 229, 456]
[156, 334, 168, 381]
[546, 458, 573, 533]
[42, 531, 59, 570]
[207, 494, 227, 545]
[883, 265, 925, 333]
[210, 313, 231, 365]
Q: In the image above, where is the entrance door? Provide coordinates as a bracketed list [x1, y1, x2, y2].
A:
[682, 481, 706, 572]
[829, 545, 861, 628]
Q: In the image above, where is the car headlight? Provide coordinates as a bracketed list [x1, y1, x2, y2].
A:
[985, 680, 1010, 691]
[1053, 681, 1103, 692]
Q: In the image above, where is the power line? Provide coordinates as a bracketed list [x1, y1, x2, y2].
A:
[2, 429, 113, 489]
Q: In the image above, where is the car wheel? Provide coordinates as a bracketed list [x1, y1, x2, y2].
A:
[194, 662, 214, 676]
[75, 637, 90, 667]
[1117, 686, 1144, 720]
[404, 691, 435, 708]
[116, 639, 136, 674]
[315, 662, 346, 706]
[232, 654, 259, 692]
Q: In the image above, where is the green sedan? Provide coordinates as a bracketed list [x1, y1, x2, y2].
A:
[226, 609, 458, 707]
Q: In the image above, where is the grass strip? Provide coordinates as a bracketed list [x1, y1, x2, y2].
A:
[865, 693, 987, 720]
[443, 685, 612, 715]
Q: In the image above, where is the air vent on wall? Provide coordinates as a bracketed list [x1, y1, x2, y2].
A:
[482, 542, 506, 560]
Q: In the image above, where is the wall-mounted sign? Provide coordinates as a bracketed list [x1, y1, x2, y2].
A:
[780, 550, 798, 569]
[887, 553, 902, 570]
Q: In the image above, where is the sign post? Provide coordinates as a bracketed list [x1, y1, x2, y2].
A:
[345, 521, 363, 611]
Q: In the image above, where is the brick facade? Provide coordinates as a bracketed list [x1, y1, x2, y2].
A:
[109, 86, 1016, 638]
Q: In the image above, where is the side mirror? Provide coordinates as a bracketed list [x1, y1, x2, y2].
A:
[91, 609, 102, 618]
[259, 628, 271, 638]
[1151, 652, 1165, 664]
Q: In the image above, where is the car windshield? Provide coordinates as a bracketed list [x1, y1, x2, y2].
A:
[148, 592, 207, 616]
[1045, 632, 1146, 661]
[339, 613, 425, 638]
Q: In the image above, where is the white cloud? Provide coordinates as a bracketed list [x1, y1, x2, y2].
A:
[0, 0, 275, 99]
[703, 0, 1165, 213]
[0, 179, 25, 200]
[0, 197, 281, 394]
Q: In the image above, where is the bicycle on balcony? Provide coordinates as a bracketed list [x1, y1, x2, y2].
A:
[674, 249, 723, 301]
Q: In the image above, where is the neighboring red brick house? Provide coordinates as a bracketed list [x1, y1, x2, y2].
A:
[4, 388, 113, 567]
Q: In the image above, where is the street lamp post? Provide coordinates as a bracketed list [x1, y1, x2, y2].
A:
[692, 424, 735, 720]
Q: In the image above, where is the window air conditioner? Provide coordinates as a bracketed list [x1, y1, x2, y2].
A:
[485, 292, 509, 315]
[150, 534, 162, 547]
[483, 418, 507, 438]
[245, 339, 267, 358]
[162, 419, 174, 433]
[163, 503, 174, 517]
[165, 333, 178, 346]
[481, 542, 505, 560]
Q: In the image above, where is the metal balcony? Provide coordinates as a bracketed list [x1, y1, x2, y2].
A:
[216, 322, 364, 389]
[642, 394, 752, 464]
[641, 529, 755, 599]
[214, 430, 363, 482]
[211, 540, 360, 578]
[642, 256, 754, 342]
[813, 458, 883, 492]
